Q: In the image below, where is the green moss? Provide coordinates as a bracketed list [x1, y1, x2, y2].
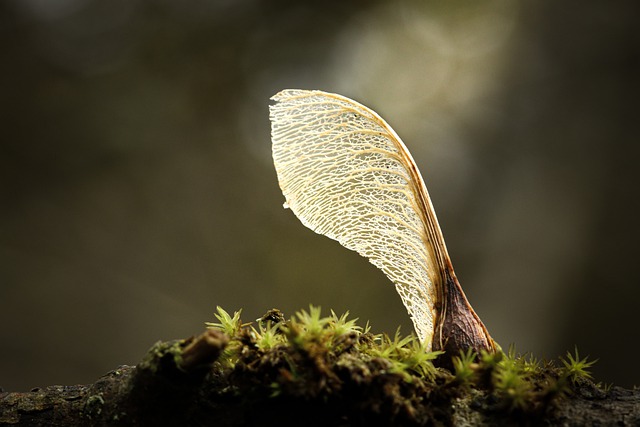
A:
[204, 306, 602, 423]
[205, 306, 243, 336]
[560, 347, 598, 382]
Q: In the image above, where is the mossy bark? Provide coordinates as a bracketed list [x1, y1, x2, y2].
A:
[1, 319, 638, 426]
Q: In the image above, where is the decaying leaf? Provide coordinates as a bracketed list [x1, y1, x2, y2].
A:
[269, 89, 496, 355]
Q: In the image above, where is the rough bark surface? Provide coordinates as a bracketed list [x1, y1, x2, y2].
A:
[1, 325, 638, 427]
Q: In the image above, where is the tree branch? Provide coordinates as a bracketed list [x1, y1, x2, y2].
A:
[1, 313, 638, 426]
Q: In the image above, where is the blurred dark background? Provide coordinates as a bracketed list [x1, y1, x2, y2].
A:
[1, 0, 638, 391]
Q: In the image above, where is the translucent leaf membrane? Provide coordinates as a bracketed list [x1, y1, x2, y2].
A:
[270, 89, 440, 348]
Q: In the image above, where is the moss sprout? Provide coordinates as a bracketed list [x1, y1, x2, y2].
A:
[560, 347, 597, 382]
[206, 306, 243, 336]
